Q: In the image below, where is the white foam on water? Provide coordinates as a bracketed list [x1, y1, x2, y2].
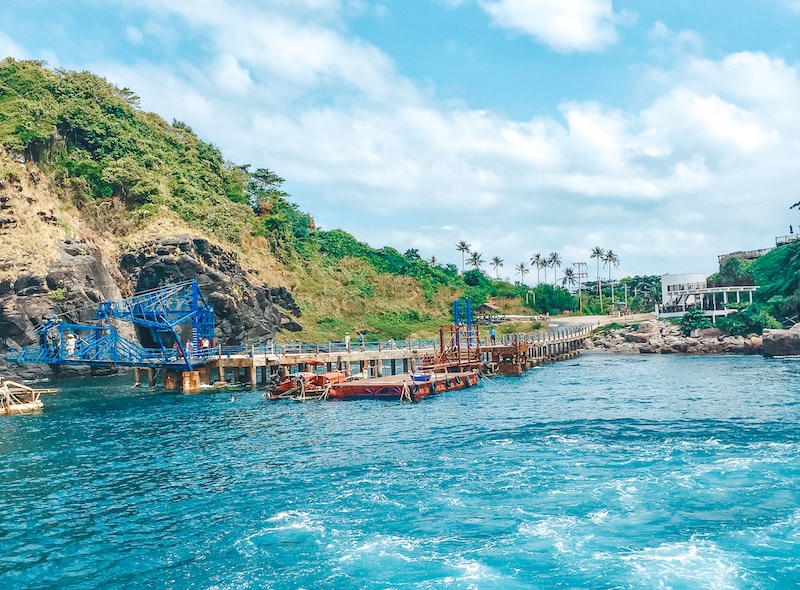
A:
[265, 509, 324, 532]
[620, 539, 745, 589]
[337, 533, 424, 565]
[443, 557, 500, 584]
[519, 515, 581, 554]
[588, 509, 610, 524]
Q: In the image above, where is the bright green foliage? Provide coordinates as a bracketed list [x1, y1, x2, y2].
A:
[711, 257, 755, 287]
[679, 306, 712, 335]
[0, 58, 251, 241]
[748, 242, 800, 324]
[531, 284, 577, 315]
[619, 275, 661, 313]
[716, 305, 780, 336]
[311, 230, 462, 301]
[248, 168, 314, 259]
[365, 310, 437, 340]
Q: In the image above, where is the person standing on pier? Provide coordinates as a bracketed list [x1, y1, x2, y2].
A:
[358, 332, 365, 350]
[489, 327, 496, 344]
[345, 332, 351, 352]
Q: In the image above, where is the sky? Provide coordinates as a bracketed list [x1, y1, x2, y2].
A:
[2, 1, 800, 282]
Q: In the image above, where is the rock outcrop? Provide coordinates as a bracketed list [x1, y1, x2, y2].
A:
[761, 325, 800, 357]
[586, 320, 763, 355]
[119, 236, 301, 345]
[1, 235, 302, 380]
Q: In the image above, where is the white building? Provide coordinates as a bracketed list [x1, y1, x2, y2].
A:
[657, 273, 758, 323]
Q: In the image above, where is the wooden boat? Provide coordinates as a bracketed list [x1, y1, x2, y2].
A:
[268, 370, 348, 400]
[325, 368, 480, 401]
[1, 379, 57, 415]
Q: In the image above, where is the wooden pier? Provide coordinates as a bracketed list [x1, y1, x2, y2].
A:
[137, 324, 593, 393]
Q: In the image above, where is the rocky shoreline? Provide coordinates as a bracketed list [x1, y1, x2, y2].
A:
[584, 319, 764, 355]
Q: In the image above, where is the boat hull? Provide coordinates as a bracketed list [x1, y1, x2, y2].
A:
[326, 369, 480, 401]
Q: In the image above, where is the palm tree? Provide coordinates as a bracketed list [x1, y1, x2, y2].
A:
[590, 247, 605, 309]
[456, 241, 471, 273]
[530, 253, 543, 285]
[562, 267, 576, 292]
[537, 257, 548, 286]
[467, 251, 484, 271]
[548, 252, 562, 286]
[603, 249, 620, 309]
[515, 262, 530, 286]
[429, 255, 438, 266]
[491, 256, 504, 280]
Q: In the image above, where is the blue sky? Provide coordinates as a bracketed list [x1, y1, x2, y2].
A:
[3, 1, 800, 281]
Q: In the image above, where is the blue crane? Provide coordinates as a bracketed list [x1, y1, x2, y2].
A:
[8, 280, 216, 371]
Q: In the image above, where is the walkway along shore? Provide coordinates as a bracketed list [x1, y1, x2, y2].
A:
[133, 323, 594, 393]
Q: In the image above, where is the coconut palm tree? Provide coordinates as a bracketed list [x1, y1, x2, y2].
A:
[562, 267, 577, 292]
[467, 251, 484, 272]
[530, 253, 543, 285]
[491, 256, 504, 280]
[590, 247, 605, 309]
[515, 262, 530, 286]
[456, 241, 471, 273]
[548, 252, 562, 286]
[537, 257, 548, 286]
[603, 249, 620, 309]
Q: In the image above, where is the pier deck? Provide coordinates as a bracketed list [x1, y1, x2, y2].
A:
[127, 324, 593, 393]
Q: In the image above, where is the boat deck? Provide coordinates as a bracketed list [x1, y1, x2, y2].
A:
[327, 369, 480, 401]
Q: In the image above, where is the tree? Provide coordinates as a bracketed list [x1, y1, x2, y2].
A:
[590, 247, 605, 309]
[429, 255, 438, 266]
[679, 306, 712, 335]
[491, 256, 504, 280]
[467, 251, 484, 271]
[531, 253, 543, 285]
[562, 267, 576, 292]
[100, 156, 160, 203]
[515, 262, 530, 286]
[248, 168, 288, 213]
[456, 240, 471, 273]
[548, 252, 562, 286]
[603, 250, 620, 308]
[537, 257, 548, 286]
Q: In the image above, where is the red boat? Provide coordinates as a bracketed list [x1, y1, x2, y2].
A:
[325, 368, 480, 401]
[269, 370, 348, 399]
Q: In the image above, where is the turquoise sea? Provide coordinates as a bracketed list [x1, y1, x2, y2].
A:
[2, 354, 799, 589]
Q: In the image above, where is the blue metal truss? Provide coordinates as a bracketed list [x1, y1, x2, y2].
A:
[7, 280, 216, 371]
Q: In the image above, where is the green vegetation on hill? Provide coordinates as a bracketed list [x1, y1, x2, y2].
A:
[703, 245, 799, 335]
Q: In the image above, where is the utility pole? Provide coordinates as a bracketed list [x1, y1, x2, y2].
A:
[573, 262, 588, 312]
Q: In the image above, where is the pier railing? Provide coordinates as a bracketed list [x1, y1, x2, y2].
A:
[214, 325, 591, 359]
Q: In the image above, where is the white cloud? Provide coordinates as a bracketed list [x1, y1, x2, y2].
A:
[0, 31, 27, 59]
[782, 0, 800, 12]
[210, 53, 252, 96]
[125, 25, 144, 45]
[478, 0, 619, 52]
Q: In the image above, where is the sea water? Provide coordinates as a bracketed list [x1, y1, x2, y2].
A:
[1, 354, 799, 589]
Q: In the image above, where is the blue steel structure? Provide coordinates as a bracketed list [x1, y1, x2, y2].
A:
[452, 298, 475, 346]
[8, 280, 216, 371]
